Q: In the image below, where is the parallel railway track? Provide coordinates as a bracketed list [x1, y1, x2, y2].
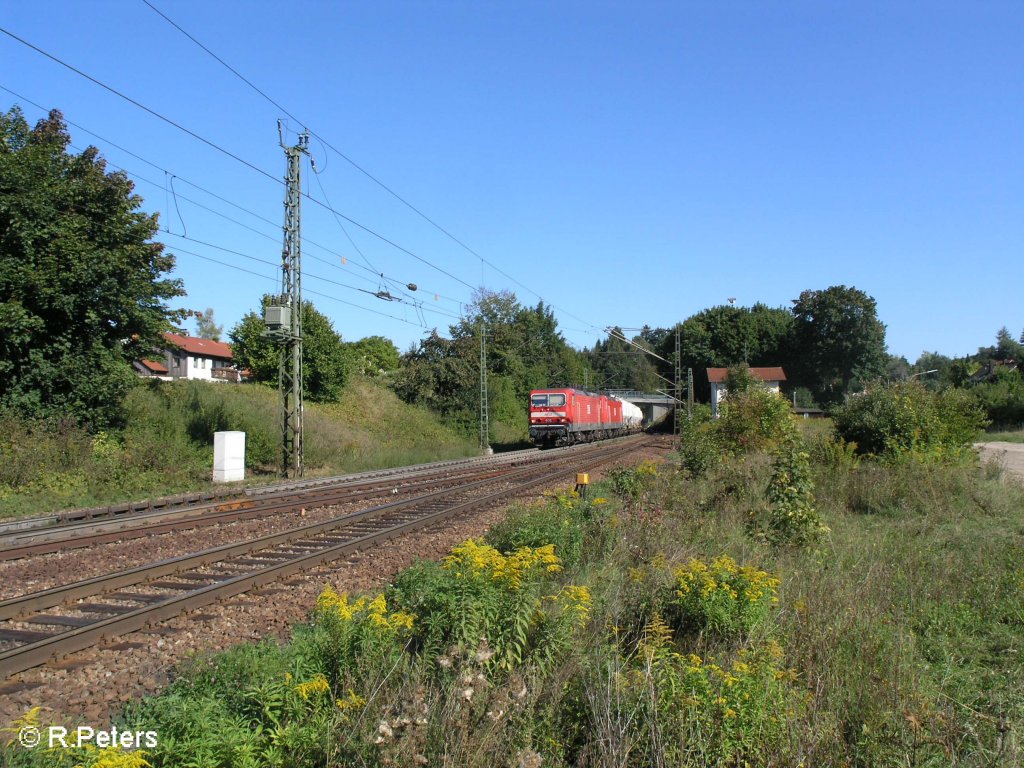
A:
[0, 446, 550, 539]
[0, 448, 562, 560]
[0, 436, 647, 679]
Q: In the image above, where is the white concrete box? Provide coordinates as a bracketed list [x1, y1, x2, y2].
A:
[213, 431, 246, 482]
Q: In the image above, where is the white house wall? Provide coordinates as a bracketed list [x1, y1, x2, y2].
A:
[187, 355, 213, 381]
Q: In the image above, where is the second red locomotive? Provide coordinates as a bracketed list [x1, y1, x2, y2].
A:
[529, 388, 643, 447]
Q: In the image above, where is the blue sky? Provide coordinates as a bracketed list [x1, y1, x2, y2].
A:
[2, 1, 1021, 361]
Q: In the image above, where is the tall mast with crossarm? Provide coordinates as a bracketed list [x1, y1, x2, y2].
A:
[264, 122, 309, 478]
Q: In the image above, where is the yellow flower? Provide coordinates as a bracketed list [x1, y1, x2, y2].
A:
[444, 540, 562, 589]
[295, 673, 331, 700]
[336, 689, 367, 712]
[91, 749, 153, 768]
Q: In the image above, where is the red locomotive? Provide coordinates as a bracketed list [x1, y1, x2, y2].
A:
[529, 388, 643, 447]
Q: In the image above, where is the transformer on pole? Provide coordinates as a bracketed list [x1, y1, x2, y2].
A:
[264, 122, 309, 478]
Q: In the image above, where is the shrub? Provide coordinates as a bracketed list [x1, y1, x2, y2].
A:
[832, 380, 988, 458]
[607, 460, 659, 502]
[303, 587, 414, 684]
[805, 429, 861, 470]
[486, 490, 591, 570]
[666, 555, 779, 638]
[753, 435, 829, 547]
[970, 369, 1024, 428]
[388, 539, 587, 672]
[610, 618, 802, 767]
[717, 387, 795, 454]
[678, 416, 722, 477]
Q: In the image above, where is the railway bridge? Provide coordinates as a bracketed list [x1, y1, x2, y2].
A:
[606, 389, 679, 427]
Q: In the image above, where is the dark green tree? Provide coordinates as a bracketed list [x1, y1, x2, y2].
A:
[791, 286, 887, 402]
[393, 289, 591, 436]
[885, 354, 911, 381]
[912, 351, 954, 390]
[228, 296, 348, 402]
[652, 303, 795, 401]
[587, 328, 660, 391]
[994, 326, 1023, 362]
[0, 107, 185, 427]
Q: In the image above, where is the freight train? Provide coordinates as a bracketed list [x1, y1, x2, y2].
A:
[528, 388, 644, 447]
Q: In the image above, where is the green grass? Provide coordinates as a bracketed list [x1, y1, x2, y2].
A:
[5, 454, 1023, 766]
[0, 377, 481, 520]
[6, 415, 1024, 766]
[978, 428, 1024, 443]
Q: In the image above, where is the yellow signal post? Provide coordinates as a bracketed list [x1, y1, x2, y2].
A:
[575, 472, 589, 498]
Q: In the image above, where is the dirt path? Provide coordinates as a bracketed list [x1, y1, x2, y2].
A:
[975, 441, 1024, 481]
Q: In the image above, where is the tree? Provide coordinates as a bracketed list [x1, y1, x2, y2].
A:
[393, 289, 591, 436]
[994, 326, 1023, 362]
[913, 351, 953, 390]
[652, 303, 795, 401]
[346, 335, 400, 377]
[791, 286, 886, 402]
[885, 354, 911, 381]
[194, 307, 223, 341]
[587, 328, 660, 391]
[0, 107, 185, 428]
[229, 296, 348, 402]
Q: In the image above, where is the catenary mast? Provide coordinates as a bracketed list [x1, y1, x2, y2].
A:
[264, 122, 309, 478]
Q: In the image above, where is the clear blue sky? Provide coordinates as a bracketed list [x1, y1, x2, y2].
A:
[2, 1, 1021, 361]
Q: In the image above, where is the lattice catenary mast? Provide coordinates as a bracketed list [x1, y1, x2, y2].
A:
[674, 324, 682, 436]
[479, 324, 491, 454]
[264, 122, 309, 478]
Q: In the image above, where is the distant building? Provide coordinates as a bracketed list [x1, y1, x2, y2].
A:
[706, 367, 786, 418]
[133, 333, 240, 382]
[970, 359, 1018, 384]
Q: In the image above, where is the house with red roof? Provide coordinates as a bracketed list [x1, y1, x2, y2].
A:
[134, 333, 240, 382]
[706, 366, 786, 418]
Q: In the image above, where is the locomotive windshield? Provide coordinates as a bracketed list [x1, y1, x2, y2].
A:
[531, 393, 566, 407]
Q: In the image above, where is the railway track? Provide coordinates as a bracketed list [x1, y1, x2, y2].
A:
[0, 446, 543, 542]
[0, 447, 568, 560]
[0, 436, 646, 679]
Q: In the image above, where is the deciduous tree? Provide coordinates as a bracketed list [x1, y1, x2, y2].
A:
[0, 107, 185, 427]
[791, 285, 886, 402]
[229, 296, 348, 402]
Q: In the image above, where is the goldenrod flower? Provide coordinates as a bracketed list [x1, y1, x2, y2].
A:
[295, 673, 330, 700]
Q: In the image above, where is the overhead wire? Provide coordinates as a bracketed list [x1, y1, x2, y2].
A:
[162, 231, 463, 322]
[3, 20, 610, 349]
[174, 247, 434, 328]
[0, 26, 278, 184]
[137, 0, 606, 334]
[3, 83, 468, 309]
[0, 29, 478, 293]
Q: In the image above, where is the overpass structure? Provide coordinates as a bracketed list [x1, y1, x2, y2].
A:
[605, 389, 679, 427]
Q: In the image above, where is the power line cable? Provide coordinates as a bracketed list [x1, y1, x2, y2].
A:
[0, 33, 478, 292]
[3, 83, 469, 308]
[0, 25, 279, 184]
[138, 1, 605, 333]
[175, 247, 435, 328]
[163, 232, 462, 322]
[2, 33, 600, 340]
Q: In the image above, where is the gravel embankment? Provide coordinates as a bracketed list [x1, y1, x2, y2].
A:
[0, 441, 670, 729]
